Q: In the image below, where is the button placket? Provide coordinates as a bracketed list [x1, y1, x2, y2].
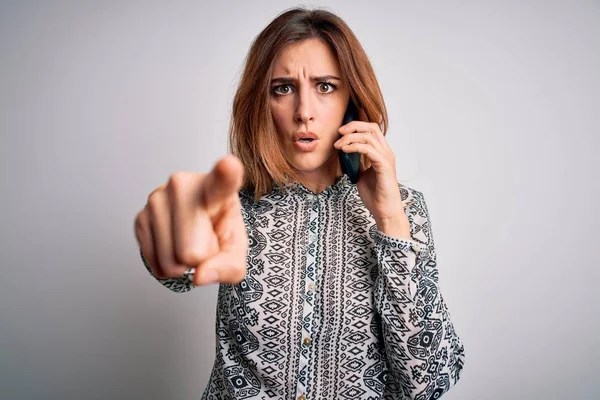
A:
[297, 193, 320, 399]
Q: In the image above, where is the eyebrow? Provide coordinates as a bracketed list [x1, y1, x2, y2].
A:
[270, 75, 342, 85]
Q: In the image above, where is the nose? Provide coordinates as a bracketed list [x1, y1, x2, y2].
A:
[293, 86, 314, 124]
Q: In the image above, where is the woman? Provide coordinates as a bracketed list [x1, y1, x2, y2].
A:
[134, 7, 465, 400]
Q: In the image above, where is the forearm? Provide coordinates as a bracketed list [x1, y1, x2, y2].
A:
[376, 214, 412, 241]
[373, 231, 465, 398]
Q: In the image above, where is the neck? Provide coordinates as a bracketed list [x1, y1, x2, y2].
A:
[295, 154, 343, 194]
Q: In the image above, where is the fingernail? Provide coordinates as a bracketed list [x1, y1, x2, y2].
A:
[200, 269, 219, 285]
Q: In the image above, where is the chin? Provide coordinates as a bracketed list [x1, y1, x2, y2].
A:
[290, 160, 323, 173]
[288, 152, 337, 174]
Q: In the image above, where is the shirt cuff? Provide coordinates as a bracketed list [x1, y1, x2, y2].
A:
[373, 229, 424, 256]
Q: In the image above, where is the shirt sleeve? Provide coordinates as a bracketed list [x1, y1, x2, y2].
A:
[139, 249, 196, 293]
[371, 189, 466, 399]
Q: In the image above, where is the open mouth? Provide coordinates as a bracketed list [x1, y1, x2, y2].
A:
[294, 137, 318, 151]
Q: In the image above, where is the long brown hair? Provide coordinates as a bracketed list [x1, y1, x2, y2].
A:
[229, 7, 389, 201]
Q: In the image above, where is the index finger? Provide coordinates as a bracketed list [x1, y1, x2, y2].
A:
[194, 201, 248, 285]
[200, 155, 245, 214]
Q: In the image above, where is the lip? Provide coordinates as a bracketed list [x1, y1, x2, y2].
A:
[293, 139, 319, 151]
[293, 131, 319, 141]
[293, 131, 319, 152]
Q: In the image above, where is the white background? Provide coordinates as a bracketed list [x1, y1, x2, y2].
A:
[1, 1, 598, 399]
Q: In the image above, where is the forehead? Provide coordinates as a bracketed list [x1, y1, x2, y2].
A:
[271, 38, 341, 76]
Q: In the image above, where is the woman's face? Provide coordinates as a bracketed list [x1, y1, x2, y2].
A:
[269, 38, 350, 183]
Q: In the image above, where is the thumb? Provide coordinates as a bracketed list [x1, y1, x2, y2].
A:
[200, 155, 244, 213]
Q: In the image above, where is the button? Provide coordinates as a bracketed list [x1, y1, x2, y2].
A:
[302, 337, 312, 347]
[308, 283, 315, 290]
[297, 395, 306, 400]
[411, 244, 420, 253]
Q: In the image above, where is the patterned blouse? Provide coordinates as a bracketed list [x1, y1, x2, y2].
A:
[140, 175, 465, 399]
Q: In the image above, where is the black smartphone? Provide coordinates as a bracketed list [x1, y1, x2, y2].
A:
[339, 101, 361, 184]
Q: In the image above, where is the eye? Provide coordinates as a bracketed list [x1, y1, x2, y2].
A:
[272, 84, 293, 96]
[317, 82, 336, 94]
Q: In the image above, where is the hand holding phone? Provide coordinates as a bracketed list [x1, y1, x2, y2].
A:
[339, 101, 361, 184]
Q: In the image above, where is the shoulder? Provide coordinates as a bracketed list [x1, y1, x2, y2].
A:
[238, 189, 254, 207]
[237, 189, 279, 228]
[237, 189, 256, 220]
[398, 183, 427, 213]
[238, 189, 275, 211]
